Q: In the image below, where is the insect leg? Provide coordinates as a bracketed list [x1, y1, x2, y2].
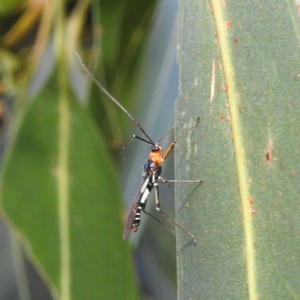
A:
[156, 120, 179, 143]
[142, 210, 175, 235]
[122, 135, 154, 163]
[154, 182, 196, 243]
[163, 117, 200, 160]
[158, 176, 202, 184]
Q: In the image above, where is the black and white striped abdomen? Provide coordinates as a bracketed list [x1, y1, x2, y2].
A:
[131, 163, 161, 230]
[133, 185, 152, 227]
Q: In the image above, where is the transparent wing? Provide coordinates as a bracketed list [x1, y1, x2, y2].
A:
[122, 174, 150, 239]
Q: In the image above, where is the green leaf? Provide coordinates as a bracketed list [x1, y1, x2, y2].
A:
[0, 0, 23, 15]
[176, 1, 300, 299]
[0, 68, 137, 299]
[88, 0, 159, 147]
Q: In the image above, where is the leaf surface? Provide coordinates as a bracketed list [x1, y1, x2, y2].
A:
[176, 1, 300, 299]
[0, 69, 137, 300]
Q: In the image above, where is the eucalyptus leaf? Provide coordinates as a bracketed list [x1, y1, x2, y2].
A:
[0, 68, 137, 300]
[176, 1, 300, 299]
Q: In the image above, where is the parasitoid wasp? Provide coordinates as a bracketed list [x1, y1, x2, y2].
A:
[76, 52, 201, 243]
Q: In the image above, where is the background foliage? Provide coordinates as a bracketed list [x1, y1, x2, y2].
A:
[0, 0, 180, 299]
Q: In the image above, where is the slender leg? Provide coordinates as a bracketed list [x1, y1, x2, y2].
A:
[156, 121, 179, 143]
[163, 117, 200, 160]
[122, 135, 154, 163]
[154, 183, 196, 243]
[142, 210, 175, 235]
[158, 176, 202, 184]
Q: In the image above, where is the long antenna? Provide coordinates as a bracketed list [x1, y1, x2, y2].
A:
[75, 51, 154, 144]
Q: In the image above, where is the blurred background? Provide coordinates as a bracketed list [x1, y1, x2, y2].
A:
[0, 0, 180, 299]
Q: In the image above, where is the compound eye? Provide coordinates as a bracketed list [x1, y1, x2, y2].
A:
[151, 145, 160, 152]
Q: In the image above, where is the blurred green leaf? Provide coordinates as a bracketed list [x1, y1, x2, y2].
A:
[0, 0, 169, 298]
[0, 0, 23, 15]
[0, 67, 138, 299]
[89, 0, 159, 147]
[176, 1, 300, 299]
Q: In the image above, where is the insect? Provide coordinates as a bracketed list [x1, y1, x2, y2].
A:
[76, 52, 201, 243]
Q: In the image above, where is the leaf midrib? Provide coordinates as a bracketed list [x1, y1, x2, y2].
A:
[55, 1, 71, 297]
[211, 1, 257, 298]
